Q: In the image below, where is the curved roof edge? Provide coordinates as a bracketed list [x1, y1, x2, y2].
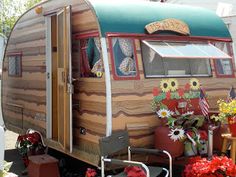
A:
[89, 0, 231, 39]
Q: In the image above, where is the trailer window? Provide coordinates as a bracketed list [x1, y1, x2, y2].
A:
[8, 54, 22, 77]
[213, 42, 234, 77]
[110, 38, 139, 80]
[79, 37, 103, 77]
[141, 42, 212, 77]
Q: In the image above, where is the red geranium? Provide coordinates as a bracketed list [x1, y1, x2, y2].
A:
[16, 131, 46, 166]
[86, 168, 97, 177]
[183, 156, 236, 177]
[124, 166, 146, 177]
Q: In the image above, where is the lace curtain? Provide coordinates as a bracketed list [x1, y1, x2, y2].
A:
[113, 38, 136, 76]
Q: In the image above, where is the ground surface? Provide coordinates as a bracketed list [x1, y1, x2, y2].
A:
[3, 131, 183, 177]
[4, 130, 27, 177]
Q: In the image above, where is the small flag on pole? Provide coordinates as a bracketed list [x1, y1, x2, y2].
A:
[199, 88, 209, 117]
[228, 86, 236, 101]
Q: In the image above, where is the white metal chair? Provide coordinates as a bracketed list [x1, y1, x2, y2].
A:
[99, 130, 172, 177]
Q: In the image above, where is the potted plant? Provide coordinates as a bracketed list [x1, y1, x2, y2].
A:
[183, 156, 236, 177]
[155, 107, 206, 157]
[152, 78, 207, 158]
[211, 99, 236, 136]
[15, 131, 46, 166]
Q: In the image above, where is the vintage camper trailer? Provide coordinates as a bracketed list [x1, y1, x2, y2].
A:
[2, 0, 235, 166]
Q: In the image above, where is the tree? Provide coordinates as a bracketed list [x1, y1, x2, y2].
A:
[0, 0, 41, 37]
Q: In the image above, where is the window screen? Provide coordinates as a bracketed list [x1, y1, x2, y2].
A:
[8, 55, 21, 77]
[213, 42, 233, 76]
[143, 41, 231, 59]
[141, 41, 212, 77]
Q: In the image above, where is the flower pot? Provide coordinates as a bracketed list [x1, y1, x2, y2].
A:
[228, 116, 236, 137]
[154, 126, 184, 158]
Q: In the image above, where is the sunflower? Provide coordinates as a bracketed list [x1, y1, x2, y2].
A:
[168, 78, 179, 92]
[160, 79, 170, 92]
[190, 78, 200, 91]
[157, 109, 171, 118]
[168, 128, 185, 142]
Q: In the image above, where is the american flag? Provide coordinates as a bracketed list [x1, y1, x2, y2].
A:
[199, 88, 209, 117]
[228, 86, 236, 101]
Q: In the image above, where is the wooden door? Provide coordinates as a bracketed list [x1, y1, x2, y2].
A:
[56, 6, 73, 152]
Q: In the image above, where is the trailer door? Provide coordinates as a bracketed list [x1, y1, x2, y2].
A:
[57, 6, 73, 152]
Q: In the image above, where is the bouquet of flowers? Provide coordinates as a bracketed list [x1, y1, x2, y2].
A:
[211, 99, 236, 137]
[183, 156, 236, 177]
[211, 99, 236, 124]
[152, 78, 208, 156]
[85, 168, 97, 177]
[15, 130, 46, 166]
[156, 107, 205, 146]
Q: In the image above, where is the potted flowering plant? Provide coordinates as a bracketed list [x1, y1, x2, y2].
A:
[152, 78, 207, 157]
[155, 107, 206, 157]
[183, 156, 236, 177]
[211, 99, 236, 136]
[15, 130, 46, 166]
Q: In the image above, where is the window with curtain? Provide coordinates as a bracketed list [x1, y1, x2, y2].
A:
[8, 55, 22, 77]
[111, 38, 138, 79]
[213, 42, 233, 76]
[79, 37, 103, 77]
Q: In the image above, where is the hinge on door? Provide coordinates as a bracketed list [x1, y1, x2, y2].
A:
[67, 83, 74, 94]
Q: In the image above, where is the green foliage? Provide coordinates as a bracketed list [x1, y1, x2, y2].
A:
[0, 0, 41, 36]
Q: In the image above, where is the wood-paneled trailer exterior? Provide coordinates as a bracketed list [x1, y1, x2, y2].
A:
[2, 0, 235, 166]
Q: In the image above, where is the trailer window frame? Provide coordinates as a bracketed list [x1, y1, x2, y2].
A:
[106, 33, 235, 79]
[108, 37, 140, 80]
[74, 32, 103, 78]
[212, 42, 235, 78]
[141, 41, 214, 78]
[7, 52, 22, 77]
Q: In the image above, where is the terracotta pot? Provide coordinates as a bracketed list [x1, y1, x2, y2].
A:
[154, 126, 184, 158]
[228, 116, 236, 137]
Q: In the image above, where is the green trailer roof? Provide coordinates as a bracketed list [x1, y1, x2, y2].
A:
[89, 1, 231, 39]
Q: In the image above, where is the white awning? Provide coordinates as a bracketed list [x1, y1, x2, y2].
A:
[142, 41, 231, 59]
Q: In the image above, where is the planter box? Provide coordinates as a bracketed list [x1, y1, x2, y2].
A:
[28, 154, 60, 177]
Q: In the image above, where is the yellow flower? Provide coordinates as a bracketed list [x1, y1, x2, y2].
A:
[160, 79, 170, 92]
[190, 78, 200, 90]
[168, 79, 179, 92]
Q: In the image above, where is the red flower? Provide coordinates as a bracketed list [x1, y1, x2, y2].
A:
[166, 91, 171, 100]
[152, 87, 159, 96]
[124, 166, 146, 177]
[86, 168, 97, 177]
[199, 130, 208, 141]
[183, 156, 236, 177]
[178, 88, 185, 97]
[184, 83, 191, 91]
